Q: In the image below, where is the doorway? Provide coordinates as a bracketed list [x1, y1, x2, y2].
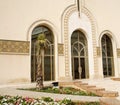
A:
[71, 30, 89, 79]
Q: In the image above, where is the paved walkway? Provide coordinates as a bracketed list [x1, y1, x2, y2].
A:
[81, 78, 120, 100]
[0, 82, 100, 102]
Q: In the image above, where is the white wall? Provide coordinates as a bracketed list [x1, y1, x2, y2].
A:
[0, 0, 74, 41]
[0, 0, 120, 84]
[0, 54, 30, 84]
[0, 0, 75, 84]
[85, 0, 120, 47]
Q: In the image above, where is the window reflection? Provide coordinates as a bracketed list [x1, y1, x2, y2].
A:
[71, 30, 89, 79]
[101, 34, 114, 77]
[31, 26, 54, 82]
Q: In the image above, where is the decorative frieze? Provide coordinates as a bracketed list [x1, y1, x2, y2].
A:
[58, 44, 64, 55]
[0, 40, 30, 54]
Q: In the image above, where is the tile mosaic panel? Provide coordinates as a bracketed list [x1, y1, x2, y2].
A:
[117, 48, 120, 58]
[0, 40, 30, 54]
[58, 44, 64, 55]
[97, 47, 100, 57]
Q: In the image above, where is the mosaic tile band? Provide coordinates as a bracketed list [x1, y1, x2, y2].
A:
[0, 40, 30, 54]
[97, 47, 100, 57]
[58, 44, 64, 55]
[117, 49, 120, 58]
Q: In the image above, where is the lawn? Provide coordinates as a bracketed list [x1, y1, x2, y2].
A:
[20, 86, 98, 96]
[13, 86, 100, 105]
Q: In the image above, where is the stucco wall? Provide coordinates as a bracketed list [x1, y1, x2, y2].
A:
[85, 0, 120, 46]
[0, 0, 120, 84]
[0, 54, 30, 84]
[85, 0, 120, 76]
[0, 0, 74, 42]
[0, 0, 75, 84]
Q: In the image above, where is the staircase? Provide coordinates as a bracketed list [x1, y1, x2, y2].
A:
[59, 80, 119, 97]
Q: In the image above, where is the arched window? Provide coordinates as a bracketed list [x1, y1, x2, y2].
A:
[31, 26, 55, 82]
[101, 34, 114, 77]
[71, 30, 89, 79]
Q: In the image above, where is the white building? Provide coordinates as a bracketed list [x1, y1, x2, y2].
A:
[0, 0, 120, 84]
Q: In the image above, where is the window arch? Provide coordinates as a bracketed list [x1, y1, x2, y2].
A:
[31, 26, 55, 82]
[71, 30, 89, 79]
[101, 34, 114, 77]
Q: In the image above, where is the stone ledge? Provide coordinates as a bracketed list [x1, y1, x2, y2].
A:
[79, 83, 88, 86]
[73, 81, 82, 84]
[97, 90, 119, 97]
[100, 98, 120, 105]
[89, 87, 105, 93]
[111, 77, 120, 81]
[81, 85, 96, 90]
[59, 81, 74, 86]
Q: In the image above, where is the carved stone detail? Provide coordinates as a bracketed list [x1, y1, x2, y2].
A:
[63, 5, 98, 77]
[0, 40, 30, 54]
[58, 44, 64, 55]
[97, 47, 101, 57]
[117, 49, 120, 58]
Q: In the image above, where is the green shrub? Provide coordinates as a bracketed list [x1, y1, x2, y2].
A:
[52, 87, 60, 93]
[18, 86, 98, 96]
[41, 97, 53, 102]
[60, 98, 74, 105]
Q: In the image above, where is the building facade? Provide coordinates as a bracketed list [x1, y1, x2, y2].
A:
[0, 0, 120, 84]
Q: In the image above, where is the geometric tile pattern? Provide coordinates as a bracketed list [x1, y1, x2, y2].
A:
[0, 40, 30, 54]
[96, 47, 101, 57]
[58, 44, 64, 55]
[117, 48, 120, 58]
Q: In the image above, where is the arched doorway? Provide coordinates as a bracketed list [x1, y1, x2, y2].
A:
[101, 34, 114, 77]
[71, 30, 89, 79]
[31, 26, 55, 82]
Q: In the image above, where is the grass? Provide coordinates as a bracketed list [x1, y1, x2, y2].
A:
[19, 86, 98, 96]
[17, 86, 100, 104]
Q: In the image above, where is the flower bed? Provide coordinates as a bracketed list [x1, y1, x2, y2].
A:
[0, 95, 100, 105]
[0, 95, 72, 105]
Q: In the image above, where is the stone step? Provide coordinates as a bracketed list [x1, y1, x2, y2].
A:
[111, 77, 120, 81]
[59, 81, 74, 86]
[97, 90, 119, 97]
[73, 82, 88, 87]
[73, 81, 82, 85]
[79, 83, 88, 86]
[89, 87, 105, 93]
[74, 82, 119, 97]
[100, 98, 120, 105]
[81, 85, 96, 90]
